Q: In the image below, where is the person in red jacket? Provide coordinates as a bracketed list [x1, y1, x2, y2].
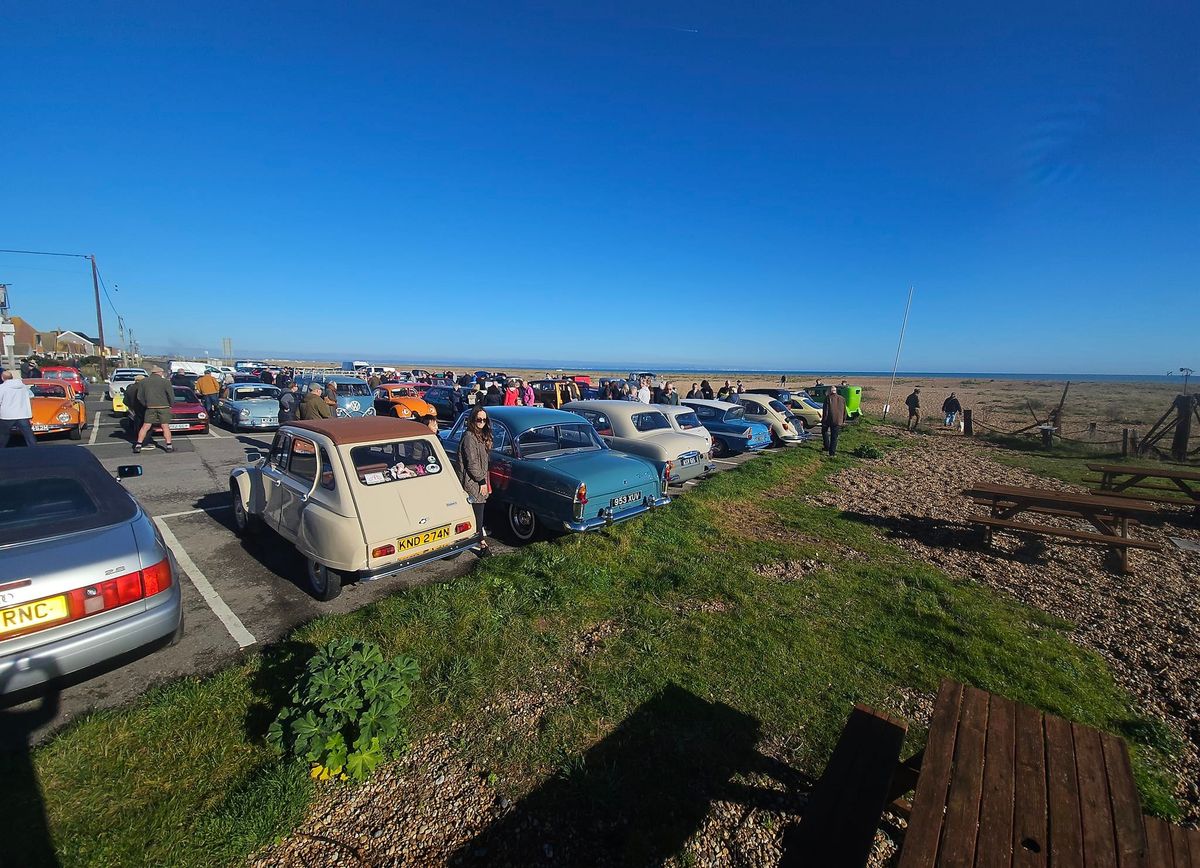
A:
[502, 382, 520, 406]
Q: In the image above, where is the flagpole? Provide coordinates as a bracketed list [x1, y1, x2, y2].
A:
[882, 285, 914, 420]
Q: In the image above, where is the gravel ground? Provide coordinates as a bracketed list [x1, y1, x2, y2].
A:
[817, 430, 1200, 823]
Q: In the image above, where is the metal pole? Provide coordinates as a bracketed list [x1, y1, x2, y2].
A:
[882, 285, 914, 420]
[90, 255, 108, 379]
[0, 283, 14, 373]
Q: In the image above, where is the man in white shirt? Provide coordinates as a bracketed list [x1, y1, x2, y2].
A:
[0, 370, 37, 447]
[635, 377, 652, 403]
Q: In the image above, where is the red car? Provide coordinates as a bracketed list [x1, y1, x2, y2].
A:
[126, 386, 210, 435]
[39, 365, 89, 397]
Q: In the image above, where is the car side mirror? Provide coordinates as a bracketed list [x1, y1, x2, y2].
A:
[116, 465, 143, 479]
[246, 451, 263, 462]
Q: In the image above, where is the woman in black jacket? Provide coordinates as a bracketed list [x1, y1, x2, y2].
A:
[454, 405, 493, 556]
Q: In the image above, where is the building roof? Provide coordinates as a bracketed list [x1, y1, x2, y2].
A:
[288, 416, 432, 446]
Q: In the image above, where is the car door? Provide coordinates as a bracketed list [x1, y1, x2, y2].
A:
[275, 436, 321, 541]
[259, 431, 292, 529]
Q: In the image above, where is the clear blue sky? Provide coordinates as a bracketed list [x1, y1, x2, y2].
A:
[2, 1, 1196, 373]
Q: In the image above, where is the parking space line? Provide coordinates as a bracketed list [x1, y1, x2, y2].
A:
[208, 426, 229, 438]
[153, 517, 256, 649]
[713, 459, 742, 466]
[154, 505, 233, 520]
[88, 413, 102, 445]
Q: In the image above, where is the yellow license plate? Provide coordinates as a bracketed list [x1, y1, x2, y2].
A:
[396, 524, 451, 553]
[0, 594, 70, 636]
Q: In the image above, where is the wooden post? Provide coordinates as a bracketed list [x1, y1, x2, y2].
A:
[1040, 425, 1055, 449]
[963, 409, 973, 436]
[1131, 430, 1140, 453]
[1122, 428, 1129, 457]
[1171, 395, 1192, 462]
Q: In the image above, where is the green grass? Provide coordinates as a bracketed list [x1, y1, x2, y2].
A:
[13, 421, 1183, 866]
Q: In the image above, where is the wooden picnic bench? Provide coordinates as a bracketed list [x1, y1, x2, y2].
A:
[964, 482, 1163, 574]
[1088, 463, 1200, 514]
[1144, 814, 1200, 867]
[898, 679, 1148, 867]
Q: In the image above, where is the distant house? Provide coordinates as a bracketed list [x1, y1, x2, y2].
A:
[9, 316, 41, 355]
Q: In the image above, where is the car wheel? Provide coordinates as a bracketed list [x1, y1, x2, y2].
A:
[69, 424, 83, 440]
[711, 437, 730, 458]
[507, 503, 540, 543]
[306, 557, 343, 601]
[230, 484, 262, 536]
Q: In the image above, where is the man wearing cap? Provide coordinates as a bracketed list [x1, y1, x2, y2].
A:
[905, 387, 922, 431]
[300, 383, 333, 420]
[134, 367, 176, 453]
[942, 392, 962, 428]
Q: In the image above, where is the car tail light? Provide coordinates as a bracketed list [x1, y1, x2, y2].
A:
[782, 421, 790, 431]
[455, 521, 472, 534]
[372, 544, 396, 558]
[140, 558, 173, 596]
[575, 482, 588, 505]
[664, 461, 673, 484]
[59, 557, 174, 626]
[743, 427, 753, 438]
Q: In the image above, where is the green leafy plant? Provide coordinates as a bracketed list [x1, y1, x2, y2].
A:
[851, 444, 886, 459]
[267, 638, 419, 781]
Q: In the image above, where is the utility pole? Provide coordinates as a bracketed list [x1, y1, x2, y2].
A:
[90, 255, 109, 379]
[882, 285, 915, 421]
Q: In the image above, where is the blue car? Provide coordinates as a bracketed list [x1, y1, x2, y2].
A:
[293, 375, 377, 418]
[217, 383, 282, 431]
[681, 399, 772, 457]
[441, 406, 670, 543]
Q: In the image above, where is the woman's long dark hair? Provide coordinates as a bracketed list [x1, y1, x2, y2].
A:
[465, 404, 494, 450]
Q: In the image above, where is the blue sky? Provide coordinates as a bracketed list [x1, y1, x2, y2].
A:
[2, 1, 1196, 373]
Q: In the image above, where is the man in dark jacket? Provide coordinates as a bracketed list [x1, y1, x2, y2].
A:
[905, 388, 921, 431]
[941, 392, 962, 427]
[300, 384, 333, 420]
[134, 367, 176, 453]
[822, 388, 847, 456]
[278, 383, 300, 423]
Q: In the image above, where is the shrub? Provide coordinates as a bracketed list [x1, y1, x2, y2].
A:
[851, 444, 886, 460]
[267, 638, 419, 781]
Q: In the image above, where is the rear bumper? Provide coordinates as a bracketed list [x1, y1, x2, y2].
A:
[562, 494, 671, 532]
[0, 581, 183, 696]
[357, 532, 483, 581]
[671, 460, 717, 483]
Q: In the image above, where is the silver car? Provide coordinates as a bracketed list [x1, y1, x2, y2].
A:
[0, 447, 183, 696]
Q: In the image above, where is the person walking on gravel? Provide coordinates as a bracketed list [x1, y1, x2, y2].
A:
[133, 367, 176, 453]
[455, 405, 493, 557]
[821, 386, 847, 457]
[300, 384, 333, 420]
[941, 392, 962, 428]
[905, 387, 921, 431]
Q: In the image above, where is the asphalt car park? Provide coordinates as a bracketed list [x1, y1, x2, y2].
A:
[7, 391, 767, 742]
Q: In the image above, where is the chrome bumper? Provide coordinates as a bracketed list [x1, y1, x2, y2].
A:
[357, 532, 483, 581]
[562, 494, 671, 532]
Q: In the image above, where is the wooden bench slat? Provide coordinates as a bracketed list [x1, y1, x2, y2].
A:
[970, 499, 1139, 522]
[1088, 488, 1199, 507]
[1089, 463, 1200, 482]
[898, 680, 964, 868]
[1169, 823, 1193, 868]
[1045, 714, 1085, 867]
[1143, 815, 1174, 868]
[938, 686, 990, 865]
[1013, 702, 1049, 868]
[786, 705, 908, 868]
[1073, 723, 1119, 868]
[967, 516, 1164, 550]
[1102, 733, 1147, 868]
[975, 693, 1016, 868]
[964, 483, 1158, 514]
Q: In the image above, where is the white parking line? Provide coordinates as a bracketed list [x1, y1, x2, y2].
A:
[713, 459, 742, 466]
[154, 517, 256, 649]
[154, 505, 233, 520]
[88, 413, 102, 445]
[208, 426, 228, 438]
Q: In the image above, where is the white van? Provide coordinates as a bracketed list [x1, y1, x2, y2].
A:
[169, 360, 222, 378]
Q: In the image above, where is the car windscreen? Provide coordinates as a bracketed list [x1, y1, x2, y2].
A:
[112, 372, 143, 381]
[631, 411, 671, 432]
[0, 461, 137, 546]
[174, 387, 198, 403]
[722, 407, 747, 422]
[673, 411, 702, 430]
[330, 382, 371, 396]
[518, 424, 603, 457]
[43, 370, 71, 379]
[29, 384, 69, 399]
[232, 387, 280, 401]
[351, 440, 443, 485]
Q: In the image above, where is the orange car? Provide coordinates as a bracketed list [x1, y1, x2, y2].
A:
[372, 384, 436, 420]
[27, 378, 89, 440]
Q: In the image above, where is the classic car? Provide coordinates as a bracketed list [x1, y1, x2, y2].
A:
[530, 378, 582, 409]
[372, 384, 437, 420]
[782, 392, 824, 429]
[40, 365, 89, 398]
[0, 447, 182, 696]
[744, 387, 792, 403]
[216, 383, 282, 431]
[293, 375, 377, 418]
[421, 385, 464, 420]
[808, 384, 863, 419]
[106, 367, 147, 402]
[736, 393, 809, 446]
[441, 406, 669, 543]
[561, 400, 715, 486]
[657, 404, 714, 453]
[681, 399, 772, 457]
[125, 386, 209, 435]
[25, 379, 88, 440]
[230, 417, 480, 601]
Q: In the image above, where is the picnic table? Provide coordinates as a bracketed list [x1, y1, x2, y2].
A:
[898, 679, 1147, 867]
[1088, 463, 1200, 513]
[964, 482, 1162, 574]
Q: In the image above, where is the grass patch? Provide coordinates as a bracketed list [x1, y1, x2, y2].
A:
[14, 422, 1183, 866]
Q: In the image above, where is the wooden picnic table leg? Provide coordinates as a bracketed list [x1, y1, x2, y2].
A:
[1119, 516, 1130, 574]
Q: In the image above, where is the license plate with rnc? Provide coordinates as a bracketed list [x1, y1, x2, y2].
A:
[0, 595, 70, 637]
[396, 524, 451, 553]
[610, 492, 640, 508]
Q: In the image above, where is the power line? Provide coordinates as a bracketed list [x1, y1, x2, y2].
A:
[0, 248, 90, 259]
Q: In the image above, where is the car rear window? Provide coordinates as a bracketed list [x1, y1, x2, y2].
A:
[29, 384, 69, 399]
[769, 400, 789, 413]
[723, 407, 747, 422]
[0, 457, 137, 546]
[673, 412, 702, 430]
[518, 424, 602, 456]
[631, 412, 671, 432]
[351, 439, 443, 485]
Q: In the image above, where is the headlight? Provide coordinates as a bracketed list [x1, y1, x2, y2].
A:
[365, 407, 376, 416]
[400, 407, 411, 416]
[57, 412, 72, 423]
[335, 406, 349, 417]
[198, 412, 208, 420]
[239, 409, 251, 419]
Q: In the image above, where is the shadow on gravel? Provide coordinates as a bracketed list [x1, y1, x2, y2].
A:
[450, 684, 808, 867]
[0, 663, 62, 867]
[243, 639, 319, 741]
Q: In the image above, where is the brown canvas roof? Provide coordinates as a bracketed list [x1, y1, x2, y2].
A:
[288, 416, 434, 446]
